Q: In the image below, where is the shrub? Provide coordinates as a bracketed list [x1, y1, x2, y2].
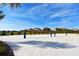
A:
[0, 41, 14, 56]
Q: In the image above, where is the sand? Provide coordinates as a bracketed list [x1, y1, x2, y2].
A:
[0, 34, 79, 56]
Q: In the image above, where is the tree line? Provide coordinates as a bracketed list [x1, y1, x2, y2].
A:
[0, 27, 79, 36]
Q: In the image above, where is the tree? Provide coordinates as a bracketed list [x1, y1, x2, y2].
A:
[0, 3, 21, 20]
[1, 31, 6, 35]
[43, 27, 51, 34]
[18, 32, 21, 35]
[11, 32, 14, 35]
[43, 27, 51, 31]
[0, 11, 5, 20]
[0, 3, 20, 8]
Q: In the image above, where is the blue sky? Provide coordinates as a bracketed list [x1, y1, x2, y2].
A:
[0, 3, 79, 30]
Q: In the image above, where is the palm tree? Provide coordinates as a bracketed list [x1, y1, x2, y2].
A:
[0, 10, 5, 20]
[0, 3, 20, 20]
[0, 3, 21, 8]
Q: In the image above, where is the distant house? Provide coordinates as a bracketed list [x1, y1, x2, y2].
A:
[34, 28, 41, 31]
[51, 28, 56, 31]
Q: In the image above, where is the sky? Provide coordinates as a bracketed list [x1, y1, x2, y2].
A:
[0, 3, 79, 30]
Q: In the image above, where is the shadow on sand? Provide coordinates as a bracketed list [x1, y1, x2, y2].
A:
[6, 42, 21, 51]
[5, 40, 77, 50]
[17, 41, 77, 49]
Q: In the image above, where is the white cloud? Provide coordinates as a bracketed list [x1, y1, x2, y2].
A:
[10, 13, 40, 21]
[48, 7, 79, 22]
[49, 10, 71, 18]
[27, 3, 49, 15]
[26, 3, 76, 21]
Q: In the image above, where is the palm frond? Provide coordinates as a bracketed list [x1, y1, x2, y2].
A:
[7, 3, 21, 8]
[0, 11, 5, 20]
[0, 3, 20, 20]
[0, 3, 21, 8]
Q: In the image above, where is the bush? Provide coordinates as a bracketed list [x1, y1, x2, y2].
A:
[18, 32, 21, 35]
[11, 32, 14, 35]
[0, 41, 14, 56]
[1, 31, 6, 35]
